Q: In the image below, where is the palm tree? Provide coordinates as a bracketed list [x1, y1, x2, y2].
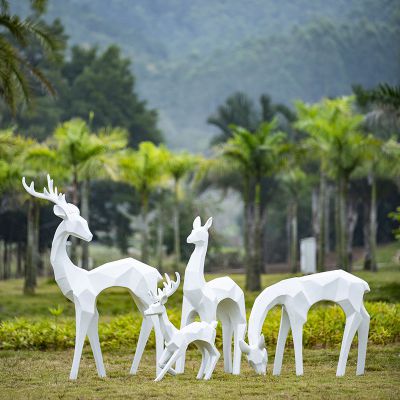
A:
[0, 130, 29, 281]
[119, 142, 168, 263]
[52, 118, 127, 269]
[220, 121, 287, 290]
[279, 164, 307, 273]
[0, 0, 58, 113]
[296, 97, 367, 272]
[208, 92, 295, 144]
[166, 151, 198, 266]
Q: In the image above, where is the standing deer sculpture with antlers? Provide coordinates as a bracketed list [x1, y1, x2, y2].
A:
[145, 272, 220, 382]
[22, 175, 165, 379]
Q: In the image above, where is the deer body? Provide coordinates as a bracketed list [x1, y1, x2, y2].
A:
[145, 273, 220, 381]
[23, 176, 164, 380]
[176, 217, 246, 375]
[240, 270, 370, 376]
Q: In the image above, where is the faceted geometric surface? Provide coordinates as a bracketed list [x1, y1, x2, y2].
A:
[176, 216, 247, 375]
[240, 270, 370, 376]
[144, 273, 220, 381]
[23, 175, 164, 380]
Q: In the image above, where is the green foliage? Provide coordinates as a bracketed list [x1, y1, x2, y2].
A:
[0, 0, 58, 112]
[0, 302, 398, 351]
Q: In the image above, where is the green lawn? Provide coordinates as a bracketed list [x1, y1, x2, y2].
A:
[0, 243, 398, 398]
[0, 345, 399, 399]
[0, 255, 399, 320]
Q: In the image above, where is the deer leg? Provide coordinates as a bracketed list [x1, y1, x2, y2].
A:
[155, 350, 181, 382]
[291, 319, 304, 376]
[196, 346, 207, 379]
[356, 306, 370, 375]
[337, 312, 363, 376]
[153, 316, 165, 375]
[130, 316, 153, 375]
[232, 322, 246, 375]
[273, 307, 290, 376]
[175, 300, 195, 374]
[87, 309, 106, 377]
[70, 307, 93, 380]
[221, 316, 233, 373]
[204, 344, 220, 380]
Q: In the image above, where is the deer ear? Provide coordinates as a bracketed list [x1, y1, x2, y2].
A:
[239, 340, 250, 354]
[193, 216, 201, 229]
[160, 294, 168, 305]
[53, 205, 67, 219]
[204, 217, 213, 230]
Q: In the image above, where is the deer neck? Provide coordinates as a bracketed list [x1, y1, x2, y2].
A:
[50, 221, 78, 295]
[183, 240, 208, 291]
[248, 286, 284, 345]
[157, 309, 178, 343]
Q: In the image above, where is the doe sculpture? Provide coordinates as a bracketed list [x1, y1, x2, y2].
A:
[240, 270, 370, 376]
[176, 216, 246, 375]
[145, 272, 220, 381]
[22, 175, 165, 379]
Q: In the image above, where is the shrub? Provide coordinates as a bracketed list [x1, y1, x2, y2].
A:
[0, 302, 398, 351]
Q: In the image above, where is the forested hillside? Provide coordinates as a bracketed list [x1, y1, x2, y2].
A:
[12, 0, 400, 149]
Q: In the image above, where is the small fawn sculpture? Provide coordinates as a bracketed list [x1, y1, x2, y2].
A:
[176, 216, 246, 375]
[240, 270, 370, 376]
[145, 272, 220, 381]
[22, 175, 165, 379]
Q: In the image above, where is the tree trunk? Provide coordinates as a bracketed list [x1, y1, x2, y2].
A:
[317, 173, 326, 272]
[70, 169, 79, 264]
[324, 185, 331, 254]
[247, 181, 261, 292]
[288, 200, 298, 273]
[81, 179, 90, 270]
[369, 174, 378, 272]
[346, 197, 359, 267]
[17, 241, 23, 278]
[33, 204, 40, 281]
[24, 200, 38, 294]
[338, 177, 349, 271]
[363, 198, 372, 270]
[157, 199, 164, 273]
[311, 188, 319, 238]
[173, 180, 180, 267]
[3, 241, 10, 280]
[140, 194, 149, 263]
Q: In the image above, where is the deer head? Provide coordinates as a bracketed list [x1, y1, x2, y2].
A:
[22, 174, 93, 242]
[144, 272, 180, 316]
[186, 216, 212, 245]
[239, 335, 268, 375]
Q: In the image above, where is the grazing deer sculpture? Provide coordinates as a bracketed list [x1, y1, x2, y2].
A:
[175, 216, 246, 375]
[240, 270, 370, 376]
[145, 272, 220, 381]
[22, 175, 165, 379]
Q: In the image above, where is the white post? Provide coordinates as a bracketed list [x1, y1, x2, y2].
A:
[300, 237, 316, 274]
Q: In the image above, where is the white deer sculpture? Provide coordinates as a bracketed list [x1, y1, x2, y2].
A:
[144, 272, 220, 381]
[22, 175, 165, 379]
[239, 270, 370, 376]
[175, 216, 246, 375]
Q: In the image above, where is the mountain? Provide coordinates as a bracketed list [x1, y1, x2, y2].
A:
[13, 0, 400, 150]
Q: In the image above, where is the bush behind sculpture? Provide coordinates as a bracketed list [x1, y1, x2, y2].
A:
[0, 302, 398, 351]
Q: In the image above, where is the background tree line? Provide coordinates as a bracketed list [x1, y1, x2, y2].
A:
[0, 1, 399, 294]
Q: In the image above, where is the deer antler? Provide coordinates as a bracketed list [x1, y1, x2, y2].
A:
[148, 272, 180, 304]
[22, 174, 67, 207]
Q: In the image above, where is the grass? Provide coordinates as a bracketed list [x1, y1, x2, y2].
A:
[0, 345, 399, 399]
[0, 264, 399, 321]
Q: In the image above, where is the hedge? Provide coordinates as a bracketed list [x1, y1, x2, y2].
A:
[0, 302, 398, 351]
